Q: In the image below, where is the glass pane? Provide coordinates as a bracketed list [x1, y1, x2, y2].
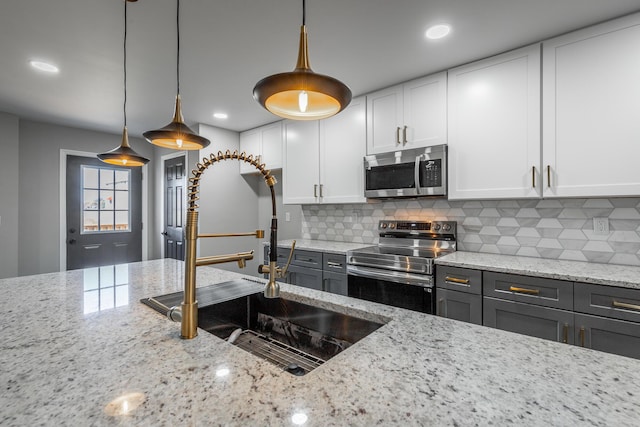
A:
[83, 211, 99, 232]
[114, 170, 129, 190]
[100, 190, 114, 210]
[83, 189, 99, 210]
[115, 191, 129, 210]
[99, 265, 114, 286]
[100, 288, 115, 310]
[84, 290, 100, 314]
[115, 265, 129, 285]
[83, 268, 99, 291]
[84, 167, 99, 189]
[100, 211, 114, 231]
[100, 169, 114, 189]
[115, 285, 129, 307]
[115, 211, 129, 231]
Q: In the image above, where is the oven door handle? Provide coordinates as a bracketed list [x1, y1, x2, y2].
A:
[347, 265, 433, 288]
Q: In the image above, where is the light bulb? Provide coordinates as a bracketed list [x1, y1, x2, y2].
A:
[176, 139, 183, 148]
[298, 91, 308, 113]
[122, 159, 128, 165]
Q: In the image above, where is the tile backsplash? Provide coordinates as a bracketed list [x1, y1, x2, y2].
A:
[301, 198, 640, 266]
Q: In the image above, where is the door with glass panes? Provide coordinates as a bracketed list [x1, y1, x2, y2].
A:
[66, 155, 143, 270]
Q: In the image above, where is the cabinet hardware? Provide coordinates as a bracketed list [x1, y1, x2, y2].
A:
[396, 127, 402, 145]
[445, 276, 469, 285]
[509, 286, 540, 295]
[532, 166, 536, 188]
[562, 323, 568, 343]
[612, 300, 640, 312]
[319, 184, 324, 198]
[402, 126, 408, 144]
[438, 298, 444, 316]
[314, 184, 318, 197]
[579, 326, 585, 347]
[547, 165, 551, 188]
[326, 261, 343, 268]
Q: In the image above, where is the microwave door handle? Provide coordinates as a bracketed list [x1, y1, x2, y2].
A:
[414, 155, 422, 194]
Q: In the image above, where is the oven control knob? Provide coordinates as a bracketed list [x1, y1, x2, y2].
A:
[433, 224, 441, 231]
[443, 224, 451, 231]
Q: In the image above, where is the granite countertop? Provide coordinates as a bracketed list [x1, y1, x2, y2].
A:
[437, 251, 640, 289]
[266, 238, 371, 255]
[2, 259, 640, 426]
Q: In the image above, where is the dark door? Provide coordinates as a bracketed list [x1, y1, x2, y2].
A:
[163, 155, 186, 260]
[66, 155, 143, 270]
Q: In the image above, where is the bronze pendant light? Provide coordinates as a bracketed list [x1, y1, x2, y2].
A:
[143, 0, 210, 150]
[98, 0, 149, 167]
[253, 0, 352, 120]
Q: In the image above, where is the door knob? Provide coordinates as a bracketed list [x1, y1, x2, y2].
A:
[68, 239, 76, 245]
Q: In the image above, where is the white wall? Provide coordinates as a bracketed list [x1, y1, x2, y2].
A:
[18, 120, 155, 276]
[0, 113, 20, 278]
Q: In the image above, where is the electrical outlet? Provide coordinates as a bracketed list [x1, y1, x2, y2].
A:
[593, 217, 609, 235]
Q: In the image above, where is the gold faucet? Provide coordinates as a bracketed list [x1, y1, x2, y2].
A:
[167, 150, 295, 339]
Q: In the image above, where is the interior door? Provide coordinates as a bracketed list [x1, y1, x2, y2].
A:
[163, 155, 186, 260]
[66, 155, 142, 270]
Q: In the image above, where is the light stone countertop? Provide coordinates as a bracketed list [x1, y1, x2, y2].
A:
[266, 238, 371, 255]
[2, 258, 640, 426]
[437, 251, 640, 289]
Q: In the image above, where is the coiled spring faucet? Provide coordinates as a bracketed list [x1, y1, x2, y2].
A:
[168, 150, 295, 339]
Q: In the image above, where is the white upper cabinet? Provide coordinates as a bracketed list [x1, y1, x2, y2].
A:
[283, 97, 367, 204]
[239, 122, 283, 174]
[366, 72, 447, 155]
[542, 13, 640, 198]
[447, 44, 541, 200]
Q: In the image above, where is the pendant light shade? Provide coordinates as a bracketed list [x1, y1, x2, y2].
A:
[98, 0, 149, 167]
[253, 0, 351, 120]
[144, 0, 210, 150]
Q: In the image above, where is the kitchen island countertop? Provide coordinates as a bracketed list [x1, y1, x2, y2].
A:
[2, 258, 640, 426]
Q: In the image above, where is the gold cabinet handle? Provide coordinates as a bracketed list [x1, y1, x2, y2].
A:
[579, 326, 585, 347]
[532, 166, 536, 188]
[313, 184, 318, 197]
[547, 165, 551, 188]
[403, 125, 408, 144]
[612, 300, 640, 312]
[396, 127, 402, 144]
[445, 276, 469, 285]
[562, 323, 568, 344]
[509, 286, 540, 295]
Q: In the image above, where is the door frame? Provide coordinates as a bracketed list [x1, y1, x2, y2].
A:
[59, 149, 149, 271]
[160, 150, 187, 259]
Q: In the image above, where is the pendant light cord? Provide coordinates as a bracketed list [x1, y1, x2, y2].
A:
[176, 0, 180, 96]
[123, 0, 128, 127]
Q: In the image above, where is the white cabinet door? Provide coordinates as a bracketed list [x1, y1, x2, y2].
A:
[448, 44, 541, 200]
[319, 96, 367, 204]
[543, 13, 640, 197]
[260, 122, 283, 170]
[366, 84, 403, 154]
[239, 128, 261, 174]
[403, 72, 447, 149]
[283, 120, 320, 204]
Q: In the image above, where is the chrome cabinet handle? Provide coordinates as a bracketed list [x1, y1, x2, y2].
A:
[396, 127, 402, 144]
[445, 276, 470, 285]
[509, 286, 540, 295]
[613, 300, 640, 312]
[402, 125, 408, 144]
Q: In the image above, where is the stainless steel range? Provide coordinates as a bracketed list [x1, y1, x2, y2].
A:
[346, 220, 457, 313]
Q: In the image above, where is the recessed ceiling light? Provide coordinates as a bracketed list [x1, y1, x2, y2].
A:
[213, 112, 228, 119]
[425, 24, 451, 40]
[29, 60, 59, 73]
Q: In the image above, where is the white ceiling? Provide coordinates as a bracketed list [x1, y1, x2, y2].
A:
[1, 0, 639, 137]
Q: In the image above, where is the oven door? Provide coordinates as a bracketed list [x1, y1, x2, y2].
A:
[347, 265, 434, 314]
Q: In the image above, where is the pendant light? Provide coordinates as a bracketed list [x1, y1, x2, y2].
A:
[253, 0, 352, 120]
[143, 0, 210, 150]
[98, 0, 149, 167]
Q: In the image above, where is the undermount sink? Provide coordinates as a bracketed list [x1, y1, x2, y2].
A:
[141, 279, 386, 375]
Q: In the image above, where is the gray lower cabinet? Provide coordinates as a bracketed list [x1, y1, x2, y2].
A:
[437, 288, 482, 324]
[483, 296, 574, 344]
[574, 313, 640, 359]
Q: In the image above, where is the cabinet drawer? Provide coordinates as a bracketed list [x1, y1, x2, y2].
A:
[436, 288, 482, 325]
[483, 297, 574, 344]
[483, 271, 573, 310]
[291, 249, 323, 268]
[323, 253, 347, 274]
[575, 313, 640, 360]
[575, 283, 640, 323]
[435, 266, 482, 295]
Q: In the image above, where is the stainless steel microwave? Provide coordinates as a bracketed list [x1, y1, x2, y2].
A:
[364, 144, 447, 198]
